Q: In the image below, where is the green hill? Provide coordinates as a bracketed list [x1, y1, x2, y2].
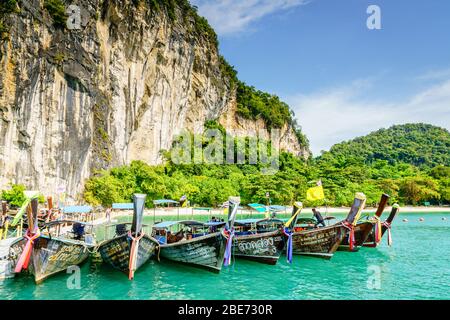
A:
[323, 123, 450, 168]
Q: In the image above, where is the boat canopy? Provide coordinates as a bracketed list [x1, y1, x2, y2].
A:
[247, 203, 286, 213]
[234, 218, 284, 226]
[153, 220, 225, 229]
[112, 203, 134, 210]
[269, 205, 286, 212]
[62, 206, 92, 214]
[192, 207, 213, 211]
[247, 203, 267, 212]
[153, 199, 179, 205]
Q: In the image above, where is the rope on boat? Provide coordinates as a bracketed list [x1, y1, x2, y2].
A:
[282, 227, 293, 264]
[127, 230, 144, 280]
[222, 227, 235, 267]
[382, 221, 393, 246]
[341, 221, 355, 252]
[15, 228, 41, 273]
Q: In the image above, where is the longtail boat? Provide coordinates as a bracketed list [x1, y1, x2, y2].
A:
[9, 198, 96, 284]
[230, 202, 287, 265]
[364, 204, 400, 247]
[286, 193, 367, 259]
[152, 197, 239, 272]
[98, 194, 159, 280]
[339, 194, 390, 251]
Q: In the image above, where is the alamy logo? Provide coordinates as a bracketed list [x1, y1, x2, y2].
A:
[367, 5, 381, 30]
[67, 265, 81, 289]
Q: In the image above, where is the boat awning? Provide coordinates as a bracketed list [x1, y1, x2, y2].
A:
[234, 218, 264, 225]
[153, 221, 180, 229]
[269, 205, 286, 212]
[62, 206, 92, 214]
[247, 203, 267, 212]
[112, 203, 134, 210]
[234, 218, 285, 226]
[153, 199, 179, 205]
[203, 221, 226, 227]
[178, 220, 207, 227]
[153, 220, 224, 229]
[192, 207, 213, 211]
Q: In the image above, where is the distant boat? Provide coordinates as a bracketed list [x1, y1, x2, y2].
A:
[364, 204, 400, 247]
[98, 194, 159, 280]
[339, 194, 390, 251]
[9, 199, 96, 284]
[286, 193, 367, 259]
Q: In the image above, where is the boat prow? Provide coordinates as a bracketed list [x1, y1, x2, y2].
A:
[98, 233, 159, 275]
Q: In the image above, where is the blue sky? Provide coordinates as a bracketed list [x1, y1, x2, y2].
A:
[191, 0, 450, 155]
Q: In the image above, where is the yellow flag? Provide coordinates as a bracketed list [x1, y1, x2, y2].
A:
[306, 185, 325, 202]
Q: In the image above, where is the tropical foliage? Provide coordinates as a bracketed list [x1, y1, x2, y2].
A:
[0, 184, 45, 207]
[83, 124, 450, 208]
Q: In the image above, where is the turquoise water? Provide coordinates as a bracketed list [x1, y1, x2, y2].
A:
[1, 212, 449, 300]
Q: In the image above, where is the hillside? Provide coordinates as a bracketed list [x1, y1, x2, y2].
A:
[323, 123, 450, 168]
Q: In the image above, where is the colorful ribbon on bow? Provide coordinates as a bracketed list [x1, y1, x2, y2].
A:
[373, 216, 382, 244]
[382, 221, 392, 246]
[14, 229, 41, 273]
[342, 221, 355, 252]
[128, 230, 145, 280]
[222, 227, 235, 267]
[282, 227, 293, 264]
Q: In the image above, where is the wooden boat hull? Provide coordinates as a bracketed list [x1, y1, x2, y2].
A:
[9, 235, 91, 284]
[291, 224, 345, 259]
[233, 230, 285, 265]
[159, 232, 225, 272]
[338, 222, 374, 251]
[98, 234, 158, 275]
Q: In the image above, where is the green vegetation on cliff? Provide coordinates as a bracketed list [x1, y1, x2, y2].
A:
[83, 124, 450, 208]
[44, 0, 67, 29]
[0, 0, 18, 41]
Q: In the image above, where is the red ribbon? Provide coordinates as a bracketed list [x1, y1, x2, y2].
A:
[15, 229, 40, 273]
[382, 221, 392, 246]
[342, 222, 355, 252]
[128, 231, 145, 280]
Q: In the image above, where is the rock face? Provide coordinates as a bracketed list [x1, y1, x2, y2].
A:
[0, 0, 309, 200]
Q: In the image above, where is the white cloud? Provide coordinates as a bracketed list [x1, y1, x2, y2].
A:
[415, 68, 450, 82]
[286, 78, 450, 156]
[190, 0, 309, 35]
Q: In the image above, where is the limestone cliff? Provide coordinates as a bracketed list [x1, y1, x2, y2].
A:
[0, 0, 310, 200]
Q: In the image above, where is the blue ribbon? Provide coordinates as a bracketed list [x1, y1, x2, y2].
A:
[223, 228, 234, 267]
[283, 227, 293, 264]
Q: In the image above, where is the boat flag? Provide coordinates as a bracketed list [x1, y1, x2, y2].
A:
[306, 180, 325, 202]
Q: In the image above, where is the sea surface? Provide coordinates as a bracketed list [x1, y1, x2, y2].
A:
[1, 211, 449, 300]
